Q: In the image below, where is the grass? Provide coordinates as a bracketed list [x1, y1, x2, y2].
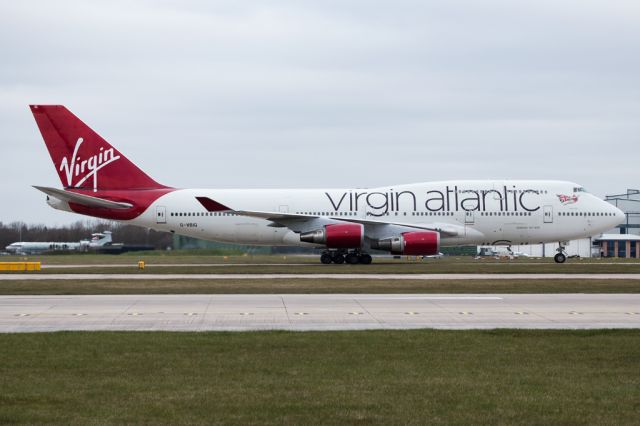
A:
[1, 278, 639, 294]
[1, 253, 312, 265]
[1, 255, 638, 294]
[0, 330, 638, 425]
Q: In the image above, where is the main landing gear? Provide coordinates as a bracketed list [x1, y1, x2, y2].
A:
[320, 250, 373, 265]
[554, 243, 568, 264]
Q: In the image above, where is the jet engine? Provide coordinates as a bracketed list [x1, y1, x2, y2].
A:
[299, 223, 364, 248]
[371, 231, 440, 255]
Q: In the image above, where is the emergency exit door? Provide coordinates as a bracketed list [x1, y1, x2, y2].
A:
[464, 210, 475, 224]
[156, 206, 167, 224]
[543, 205, 553, 223]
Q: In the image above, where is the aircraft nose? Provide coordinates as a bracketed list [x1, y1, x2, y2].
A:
[615, 207, 625, 222]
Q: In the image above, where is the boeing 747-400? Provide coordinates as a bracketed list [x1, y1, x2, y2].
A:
[29, 105, 624, 264]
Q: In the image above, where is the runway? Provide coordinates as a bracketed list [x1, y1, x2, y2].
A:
[1, 273, 640, 280]
[1, 294, 639, 332]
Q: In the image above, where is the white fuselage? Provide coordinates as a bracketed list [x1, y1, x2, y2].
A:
[121, 180, 624, 248]
[5, 241, 84, 254]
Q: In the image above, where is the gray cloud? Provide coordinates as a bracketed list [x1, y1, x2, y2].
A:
[1, 0, 639, 224]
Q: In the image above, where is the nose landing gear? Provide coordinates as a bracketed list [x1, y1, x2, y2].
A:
[320, 250, 372, 265]
[554, 253, 567, 263]
[554, 243, 568, 263]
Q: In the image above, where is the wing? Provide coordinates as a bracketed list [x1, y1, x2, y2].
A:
[34, 186, 133, 210]
[236, 210, 463, 237]
[195, 196, 462, 237]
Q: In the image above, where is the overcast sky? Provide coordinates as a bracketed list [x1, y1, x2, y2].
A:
[1, 0, 639, 225]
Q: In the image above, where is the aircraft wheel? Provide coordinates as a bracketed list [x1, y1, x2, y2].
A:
[332, 254, 345, 264]
[345, 253, 360, 264]
[554, 253, 567, 264]
[320, 253, 333, 264]
[359, 254, 373, 264]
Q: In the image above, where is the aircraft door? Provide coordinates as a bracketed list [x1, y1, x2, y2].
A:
[464, 210, 475, 224]
[543, 205, 553, 223]
[156, 206, 167, 224]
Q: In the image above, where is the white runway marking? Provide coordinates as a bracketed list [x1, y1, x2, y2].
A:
[1, 294, 639, 332]
[382, 296, 503, 300]
[1, 273, 639, 280]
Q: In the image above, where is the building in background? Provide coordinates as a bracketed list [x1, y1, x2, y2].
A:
[477, 238, 593, 258]
[593, 234, 640, 258]
[604, 189, 640, 235]
[591, 189, 640, 258]
[172, 234, 271, 254]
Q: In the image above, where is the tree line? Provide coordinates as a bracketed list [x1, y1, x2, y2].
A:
[0, 220, 173, 250]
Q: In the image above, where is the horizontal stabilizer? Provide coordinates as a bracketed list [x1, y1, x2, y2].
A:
[33, 186, 133, 210]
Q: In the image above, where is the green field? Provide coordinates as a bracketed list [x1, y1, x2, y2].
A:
[0, 330, 638, 425]
[1, 254, 639, 294]
[1, 255, 639, 424]
[1, 278, 639, 295]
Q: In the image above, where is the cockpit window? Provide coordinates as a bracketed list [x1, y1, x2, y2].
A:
[573, 187, 588, 193]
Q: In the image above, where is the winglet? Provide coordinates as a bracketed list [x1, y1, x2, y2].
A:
[196, 197, 232, 212]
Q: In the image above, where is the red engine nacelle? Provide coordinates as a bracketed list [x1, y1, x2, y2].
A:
[371, 231, 440, 255]
[299, 223, 364, 248]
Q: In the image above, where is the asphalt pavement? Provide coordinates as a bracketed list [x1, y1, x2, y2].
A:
[1, 293, 638, 332]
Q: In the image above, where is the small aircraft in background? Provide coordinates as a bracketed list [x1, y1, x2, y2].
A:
[4, 231, 112, 255]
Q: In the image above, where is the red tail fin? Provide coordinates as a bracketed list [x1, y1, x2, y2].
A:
[30, 105, 166, 191]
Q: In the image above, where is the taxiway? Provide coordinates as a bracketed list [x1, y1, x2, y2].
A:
[1, 293, 639, 332]
[1, 273, 640, 280]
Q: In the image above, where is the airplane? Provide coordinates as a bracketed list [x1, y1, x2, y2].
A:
[28, 105, 625, 264]
[477, 246, 531, 259]
[5, 231, 112, 255]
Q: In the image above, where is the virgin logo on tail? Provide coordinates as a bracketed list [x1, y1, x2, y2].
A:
[59, 138, 121, 192]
